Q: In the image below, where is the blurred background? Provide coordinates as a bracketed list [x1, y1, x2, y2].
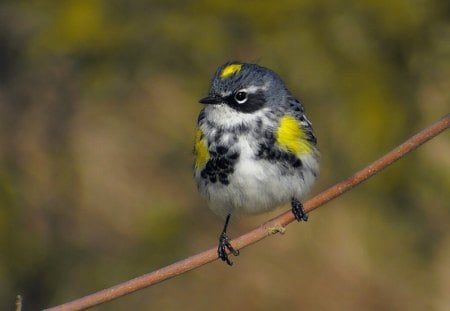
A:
[0, 1, 449, 310]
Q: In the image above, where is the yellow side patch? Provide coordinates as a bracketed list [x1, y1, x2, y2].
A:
[194, 129, 209, 168]
[220, 64, 242, 79]
[276, 116, 312, 155]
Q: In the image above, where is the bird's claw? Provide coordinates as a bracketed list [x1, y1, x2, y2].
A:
[218, 232, 239, 266]
[291, 198, 309, 222]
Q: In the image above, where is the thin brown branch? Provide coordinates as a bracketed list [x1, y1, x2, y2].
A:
[15, 295, 22, 311]
[45, 113, 449, 311]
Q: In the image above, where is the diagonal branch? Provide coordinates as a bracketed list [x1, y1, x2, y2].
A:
[45, 113, 450, 311]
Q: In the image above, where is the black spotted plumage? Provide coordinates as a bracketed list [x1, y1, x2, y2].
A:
[256, 133, 304, 175]
[200, 144, 239, 185]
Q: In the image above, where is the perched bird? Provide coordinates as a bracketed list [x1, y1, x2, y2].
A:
[194, 62, 319, 265]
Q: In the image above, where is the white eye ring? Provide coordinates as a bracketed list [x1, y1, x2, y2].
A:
[234, 91, 248, 104]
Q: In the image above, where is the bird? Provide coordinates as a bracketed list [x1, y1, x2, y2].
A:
[194, 62, 319, 265]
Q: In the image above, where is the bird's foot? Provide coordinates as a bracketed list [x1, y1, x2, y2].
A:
[218, 232, 239, 266]
[291, 198, 309, 222]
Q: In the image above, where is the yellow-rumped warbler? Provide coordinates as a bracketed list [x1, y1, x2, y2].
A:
[194, 62, 319, 265]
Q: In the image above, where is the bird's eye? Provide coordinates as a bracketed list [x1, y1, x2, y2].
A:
[234, 91, 248, 104]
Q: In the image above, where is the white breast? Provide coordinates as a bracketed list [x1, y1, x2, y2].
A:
[199, 132, 317, 219]
[197, 104, 318, 219]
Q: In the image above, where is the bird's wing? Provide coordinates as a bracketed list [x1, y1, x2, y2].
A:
[256, 97, 317, 168]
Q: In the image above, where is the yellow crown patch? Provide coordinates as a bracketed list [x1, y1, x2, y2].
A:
[220, 64, 242, 79]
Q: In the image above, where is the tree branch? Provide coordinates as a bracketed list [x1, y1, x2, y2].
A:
[45, 113, 449, 311]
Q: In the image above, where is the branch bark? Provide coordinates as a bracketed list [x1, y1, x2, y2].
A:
[45, 113, 450, 311]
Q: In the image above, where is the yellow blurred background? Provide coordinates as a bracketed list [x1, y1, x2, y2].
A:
[0, 1, 449, 310]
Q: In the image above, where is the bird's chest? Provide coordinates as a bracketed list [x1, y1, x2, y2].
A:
[200, 129, 258, 186]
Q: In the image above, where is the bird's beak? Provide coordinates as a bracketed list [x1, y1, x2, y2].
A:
[199, 95, 222, 105]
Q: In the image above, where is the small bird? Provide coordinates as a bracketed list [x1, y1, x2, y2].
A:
[194, 62, 319, 265]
